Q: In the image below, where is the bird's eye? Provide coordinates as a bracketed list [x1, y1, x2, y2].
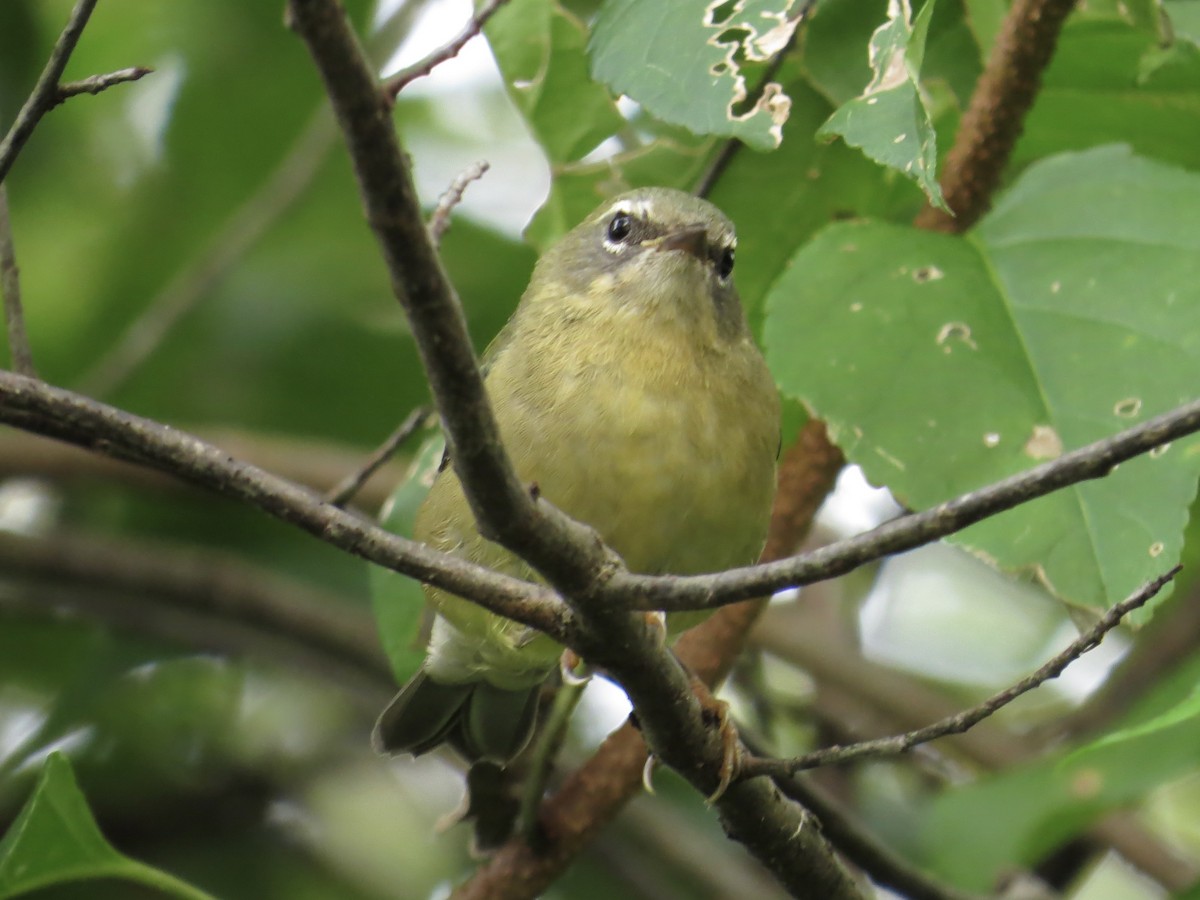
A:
[718, 246, 735, 279]
[607, 212, 633, 243]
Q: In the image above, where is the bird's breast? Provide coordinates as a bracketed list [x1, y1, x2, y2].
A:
[490, 320, 779, 576]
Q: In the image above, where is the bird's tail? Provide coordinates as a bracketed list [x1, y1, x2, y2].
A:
[372, 669, 542, 764]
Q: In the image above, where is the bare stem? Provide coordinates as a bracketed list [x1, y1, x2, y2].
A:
[740, 566, 1181, 779]
[383, 0, 510, 98]
[55, 66, 153, 106]
[429, 161, 490, 248]
[325, 405, 429, 508]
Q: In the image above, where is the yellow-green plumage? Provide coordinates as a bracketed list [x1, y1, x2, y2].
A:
[373, 188, 779, 764]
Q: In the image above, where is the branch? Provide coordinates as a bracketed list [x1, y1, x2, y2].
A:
[286, 0, 611, 605]
[455, 423, 847, 898]
[428, 160, 489, 248]
[751, 597, 1200, 892]
[325, 405, 429, 507]
[55, 66, 152, 105]
[915, 0, 1079, 232]
[0, 184, 34, 376]
[0, 371, 568, 641]
[0, 0, 98, 183]
[383, 0, 510, 98]
[739, 566, 1180, 779]
[612, 398, 1200, 612]
[1045, 576, 1200, 744]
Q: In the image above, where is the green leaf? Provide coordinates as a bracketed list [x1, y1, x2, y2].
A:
[589, 0, 801, 150]
[370, 435, 445, 684]
[0, 753, 218, 900]
[485, 0, 625, 163]
[764, 145, 1200, 612]
[816, 0, 947, 210]
[1017, 12, 1200, 170]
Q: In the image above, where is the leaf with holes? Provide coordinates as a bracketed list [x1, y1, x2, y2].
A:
[764, 145, 1200, 613]
[816, 0, 947, 209]
[589, 0, 801, 150]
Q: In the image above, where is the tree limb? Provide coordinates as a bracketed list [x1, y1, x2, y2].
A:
[454, 424, 847, 898]
[0, 371, 567, 640]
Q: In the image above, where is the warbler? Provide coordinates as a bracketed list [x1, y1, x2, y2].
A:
[372, 187, 780, 764]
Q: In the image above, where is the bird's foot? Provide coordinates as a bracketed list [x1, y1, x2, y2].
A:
[559, 648, 593, 686]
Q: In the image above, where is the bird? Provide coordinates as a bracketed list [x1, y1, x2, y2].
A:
[372, 187, 780, 765]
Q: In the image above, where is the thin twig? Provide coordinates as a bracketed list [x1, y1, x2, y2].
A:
[0, 184, 35, 377]
[383, 0, 510, 98]
[739, 566, 1181, 779]
[77, 107, 337, 397]
[610, 399, 1200, 612]
[429, 161, 489, 248]
[0, 0, 99, 184]
[54, 66, 152, 106]
[325, 405, 429, 507]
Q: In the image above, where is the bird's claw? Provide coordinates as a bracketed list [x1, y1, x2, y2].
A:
[644, 610, 667, 647]
[703, 697, 741, 804]
[559, 649, 593, 686]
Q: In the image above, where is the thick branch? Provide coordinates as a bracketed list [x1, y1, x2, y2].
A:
[0, 0, 98, 183]
[0, 371, 567, 640]
[285, 0, 611, 601]
[456, 423, 847, 898]
[915, 0, 1078, 232]
[740, 567, 1180, 779]
[612, 399, 1200, 612]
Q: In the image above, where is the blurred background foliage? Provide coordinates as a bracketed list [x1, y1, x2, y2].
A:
[1, 0, 1199, 898]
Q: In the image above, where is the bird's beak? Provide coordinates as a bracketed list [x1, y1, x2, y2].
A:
[655, 225, 709, 263]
